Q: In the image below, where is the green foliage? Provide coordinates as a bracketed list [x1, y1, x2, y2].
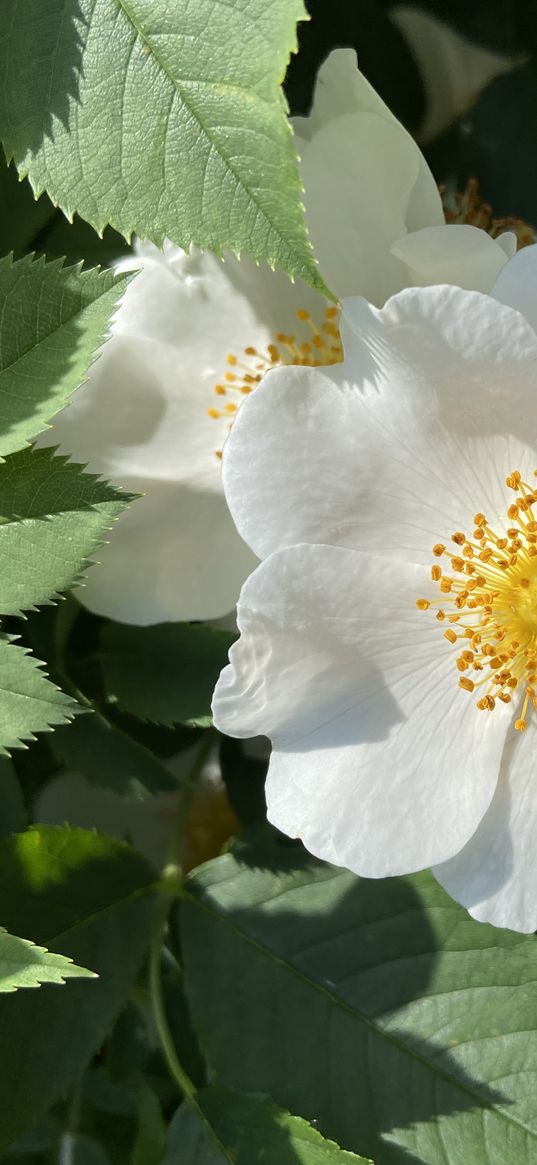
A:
[182, 849, 537, 1164]
[0, 447, 132, 615]
[164, 1089, 372, 1163]
[132, 1082, 166, 1165]
[0, 253, 128, 458]
[0, 636, 76, 754]
[0, 825, 158, 1152]
[0, 925, 95, 993]
[51, 711, 178, 799]
[0, 0, 327, 294]
[0, 255, 134, 759]
[100, 622, 236, 728]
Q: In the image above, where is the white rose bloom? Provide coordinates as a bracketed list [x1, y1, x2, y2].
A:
[38, 49, 516, 625]
[213, 243, 537, 933]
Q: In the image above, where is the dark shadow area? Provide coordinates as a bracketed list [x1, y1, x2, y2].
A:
[0, 0, 85, 157]
[433, 64, 537, 223]
[0, 150, 127, 268]
[219, 736, 268, 828]
[182, 848, 523, 1164]
[284, 0, 425, 129]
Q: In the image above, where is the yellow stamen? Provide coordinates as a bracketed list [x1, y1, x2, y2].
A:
[418, 469, 537, 732]
[209, 306, 343, 458]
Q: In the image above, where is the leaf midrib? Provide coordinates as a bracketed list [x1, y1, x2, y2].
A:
[44, 877, 157, 952]
[113, 0, 304, 260]
[185, 888, 537, 1143]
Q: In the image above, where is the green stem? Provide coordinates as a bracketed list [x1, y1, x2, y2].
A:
[149, 908, 232, 1162]
[149, 906, 196, 1100]
[150, 732, 218, 1093]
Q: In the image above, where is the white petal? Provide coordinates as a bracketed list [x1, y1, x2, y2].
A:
[492, 242, 537, 334]
[391, 224, 510, 293]
[224, 284, 537, 563]
[41, 250, 326, 484]
[39, 247, 322, 622]
[495, 231, 518, 260]
[292, 49, 392, 139]
[213, 543, 509, 874]
[294, 49, 442, 303]
[111, 244, 323, 349]
[392, 6, 522, 142]
[39, 335, 224, 486]
[294, 49, 443, 229]
[81, 480, 257, 625]
[299, 112, 420, 303]
[434, 724, 537, 932]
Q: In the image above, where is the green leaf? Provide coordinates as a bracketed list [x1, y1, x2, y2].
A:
[100, 622, 236, 727]
[51, 711, 178, 799]
[0, 447, 133, 615]
[0, 253, 128, 457]
[0, 0, 328, 294]
[0, 636, 76, 754]
[182, 848, 537, 1165]
[0, 925, 96, 993]
[163, 1089, 372, 1164]
[0, 825, 158, 1152]
[133, 1082, 166, 1165]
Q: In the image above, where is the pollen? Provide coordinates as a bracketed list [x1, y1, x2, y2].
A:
[208, 306, 343, 458]
[418, 471, 537, 732]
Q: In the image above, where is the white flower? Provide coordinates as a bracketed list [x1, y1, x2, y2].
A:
[39, 50, 513, 624]
[213, 243, 537, 933]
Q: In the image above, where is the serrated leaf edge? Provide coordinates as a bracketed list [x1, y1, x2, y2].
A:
[0, 925, 97, 993]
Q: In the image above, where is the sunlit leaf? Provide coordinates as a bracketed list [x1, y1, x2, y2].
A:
[0, 0, 328, 293]
[0, 926, 95, 993]
[0, 253, 127, 457]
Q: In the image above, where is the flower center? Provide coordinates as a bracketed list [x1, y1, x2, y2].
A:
[207, 306, 343, 458]
[442, 177, 535, 249]
[417, 471, 537, 731]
